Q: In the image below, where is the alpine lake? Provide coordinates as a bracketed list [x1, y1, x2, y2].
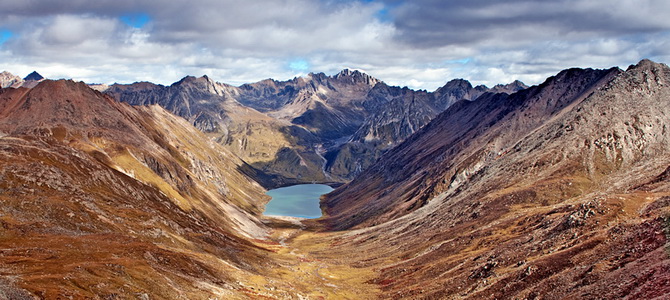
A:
[263, 184, 334, 218]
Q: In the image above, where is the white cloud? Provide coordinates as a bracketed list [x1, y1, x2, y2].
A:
[40, 15, 117, 46]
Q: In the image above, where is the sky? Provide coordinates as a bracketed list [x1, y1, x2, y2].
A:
[0, 0, 669, 91]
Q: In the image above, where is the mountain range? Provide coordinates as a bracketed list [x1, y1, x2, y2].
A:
[0, 60, 668, 299]
[104, 69, 526, 186]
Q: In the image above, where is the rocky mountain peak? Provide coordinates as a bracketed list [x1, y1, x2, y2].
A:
[23, 71, 44, 81]
[434, 78, 473, 95]
[628, 58, 666, 70]
[509, 79, 526, 86]
[623, 59, 670, 83]
[174, 75, 199, 85]
[335, 68, 357, 77]
[442, 78, 473, 89]
[433, 78, 482, 109]
[489, 79, 528, 94]
[0, 70, 24, 88]
[173, 74, 226, 96]
[334, 68, 379, 86]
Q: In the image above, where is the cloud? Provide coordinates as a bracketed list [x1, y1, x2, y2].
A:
[40, 15, 117, 46]
[387, 0, 670, 48]
[0, 0, 668, 90]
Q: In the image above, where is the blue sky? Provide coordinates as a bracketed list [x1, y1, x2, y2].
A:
[289, 59, 310, 72]
[120, 13, 151, 29]
[0, 0, 668, 90]
[0, 29, 11, 44]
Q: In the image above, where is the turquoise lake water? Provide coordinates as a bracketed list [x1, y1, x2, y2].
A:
[263, 184, 334, 218]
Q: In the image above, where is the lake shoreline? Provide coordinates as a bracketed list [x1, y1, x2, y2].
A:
[263, 184, 334, 219]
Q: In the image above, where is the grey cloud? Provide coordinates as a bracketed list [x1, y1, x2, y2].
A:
[387, 0, 670, 48]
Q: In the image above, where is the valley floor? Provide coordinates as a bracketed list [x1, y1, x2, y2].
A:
[243, 217, 379, 299]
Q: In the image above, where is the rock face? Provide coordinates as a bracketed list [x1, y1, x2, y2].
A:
[321, 60, 670, 298]
[108, 70, 525, 185]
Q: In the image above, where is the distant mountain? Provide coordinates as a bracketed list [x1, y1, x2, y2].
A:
[23, 71, 44, 81]
[0, 70, 45, 88]
[108, 70, 526, 186]
[0, 71, 23, 88]
[321, 60, 670, 298]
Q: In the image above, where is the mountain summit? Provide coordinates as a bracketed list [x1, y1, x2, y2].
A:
[23, 71, 44, 81]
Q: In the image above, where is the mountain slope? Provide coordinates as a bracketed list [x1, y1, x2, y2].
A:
[0, 80, 279, 298]
[320, 60, 670, 299]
